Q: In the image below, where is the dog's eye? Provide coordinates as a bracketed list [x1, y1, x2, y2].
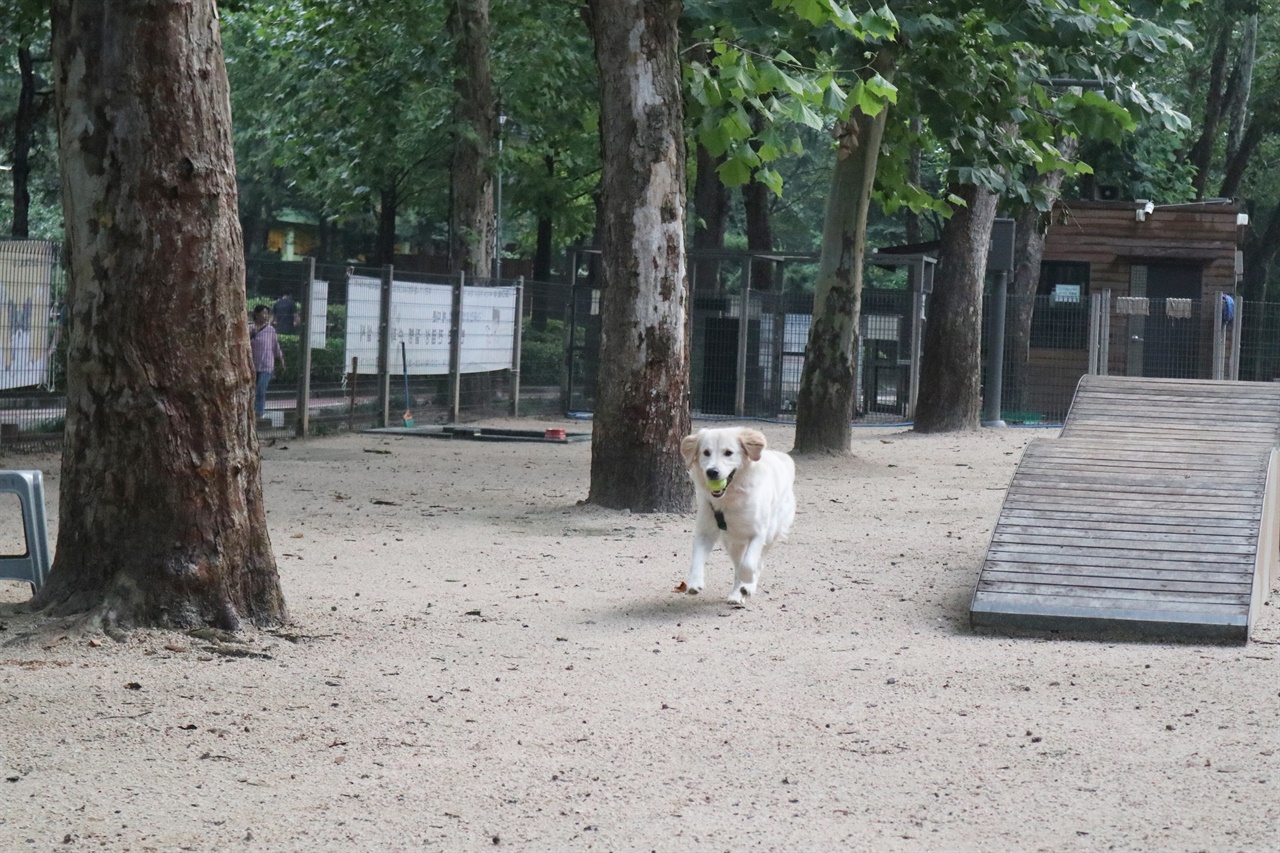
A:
[723, 450, 732, 457]
[702, 449, 710, 457]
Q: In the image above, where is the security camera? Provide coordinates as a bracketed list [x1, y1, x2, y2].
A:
[1135, 200, 1155, 222]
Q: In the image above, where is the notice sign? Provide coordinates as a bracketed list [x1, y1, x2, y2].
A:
[0, 241, 55, 391]
[345, 275, 517, 375]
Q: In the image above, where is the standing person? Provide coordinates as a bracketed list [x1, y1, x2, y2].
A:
[272, 291, 297, 334]
[250, 304, 284, 420]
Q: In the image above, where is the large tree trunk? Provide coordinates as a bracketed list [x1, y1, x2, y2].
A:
[1008, 136, 1079, 412]
[794, 49, 895, 454]
[585, 0, 690, 513]
[10, 43, 38, 238]
[913, 183, 1000, 433]
[41, 0, 286, 630]
[447, 0, 496, 278]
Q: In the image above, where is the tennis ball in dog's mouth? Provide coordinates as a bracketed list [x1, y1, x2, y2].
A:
[706, 478, 728, 492]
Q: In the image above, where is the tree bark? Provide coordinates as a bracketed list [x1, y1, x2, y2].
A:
[447, 0, 496, 278]
[793, 48, 895, 454]
[585, 0, 690, 512]
[531, 155, 555, 328]
[913, 183, 1000, 433]
[10, 43, 38, 238]
[1008, 136, 1079, 412]
[41, 0, 286, 630]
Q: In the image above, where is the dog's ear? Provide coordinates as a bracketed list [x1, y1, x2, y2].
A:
[739, 429, 766, 461]
[680, 433, 700, 468]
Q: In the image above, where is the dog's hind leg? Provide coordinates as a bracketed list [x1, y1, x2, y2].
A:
[726, 535, 766, 604]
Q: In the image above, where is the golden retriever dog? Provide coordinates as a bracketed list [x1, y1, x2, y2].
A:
[678, 427, 796, 603]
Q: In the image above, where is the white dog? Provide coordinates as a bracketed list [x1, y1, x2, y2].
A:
[678, 427, 796, 603]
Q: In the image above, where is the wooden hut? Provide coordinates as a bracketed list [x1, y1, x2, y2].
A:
[1023, 199, 1247, 417]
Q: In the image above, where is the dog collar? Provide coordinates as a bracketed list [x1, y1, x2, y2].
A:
[713, 508, 727, 531]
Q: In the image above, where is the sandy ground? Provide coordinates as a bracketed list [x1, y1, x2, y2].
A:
[1, 420, 1278, 853]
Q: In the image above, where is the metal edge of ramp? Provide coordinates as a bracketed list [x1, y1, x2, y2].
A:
[971, 377, 1280, 643]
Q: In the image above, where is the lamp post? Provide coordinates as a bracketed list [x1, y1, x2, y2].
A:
[493, 113, 507, 281]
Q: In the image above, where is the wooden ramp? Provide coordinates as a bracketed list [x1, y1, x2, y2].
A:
[971, 375, 1280, 642]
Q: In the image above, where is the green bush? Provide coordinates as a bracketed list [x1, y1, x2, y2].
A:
[521, 318, 564, 386]
[274, 335, 347, 385]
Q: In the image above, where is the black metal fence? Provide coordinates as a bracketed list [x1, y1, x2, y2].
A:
[3, 239, 1278, 450]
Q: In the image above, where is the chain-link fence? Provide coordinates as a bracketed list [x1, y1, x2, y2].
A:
[5, 239, 1280, 450]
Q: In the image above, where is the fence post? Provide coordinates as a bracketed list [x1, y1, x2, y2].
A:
[377, 265, 393, 427]
[1088, 292, 1101, 375]
[295, 258, 315, 437]
[1230, 296, 1243, 380]
[1212, 291, 1226, 380]
[734, 261, 751, 417]
[449, 271, 465, 423]
[511, 276, 524, 417]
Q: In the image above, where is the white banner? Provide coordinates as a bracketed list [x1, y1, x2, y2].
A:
[345, 276, 516, 375]
[0, 241, 55, 391]
[309, 279, 328, 351]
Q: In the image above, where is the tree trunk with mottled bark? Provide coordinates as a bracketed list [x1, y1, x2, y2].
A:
[448, 0, 496, 278]
[793, 50, 895, 454]
[40, 0, 286, 630]
[742, 171, 773, 289]
[585, 0, 690, 512]
[913, 183, 1000, 433]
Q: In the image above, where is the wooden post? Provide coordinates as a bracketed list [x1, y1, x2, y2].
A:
[734, 260, 751, 417]
[449, 271, 464, 423]
[295, 257, 315, 437]
[348, 357, 358, 432]
[511, 277, 524, 417]
[377, 265, 393, 427]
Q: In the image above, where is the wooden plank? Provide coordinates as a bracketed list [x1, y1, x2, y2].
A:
[982, 561, 1253, 585]
[991, 532, 1257, 555]
[980, 570, 1252, 595]
[995, 508, 1261, 527]
[995, 520, 1258, 539]
[983, 548, 1254, 572]
[975, 581, 1250, 607]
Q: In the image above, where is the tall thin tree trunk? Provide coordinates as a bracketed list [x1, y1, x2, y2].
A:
[913, 183, 1000, 433]
[794, 49, 895, 454]
[1225, 13, 1258, 162]
[742, 166, 773, 289]
[376, 186, 398, 265]
[1188, 22, 1233, 198]
[1008, 136, 1079, 412]
[691, 141, 729, 293]
[41, 0, 286, 630]
[585, 0, 690, 512]
[531, 155, 555, 329]
[10, 43, 37, 238]
[447, 0, 496, 278]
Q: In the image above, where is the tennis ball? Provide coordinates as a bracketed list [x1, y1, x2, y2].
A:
[706, 478, 728, 492]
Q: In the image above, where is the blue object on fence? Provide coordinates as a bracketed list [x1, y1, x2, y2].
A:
[1222, 294, 1235, 325]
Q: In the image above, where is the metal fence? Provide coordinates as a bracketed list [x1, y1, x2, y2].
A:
[3, 239, 1279, 450]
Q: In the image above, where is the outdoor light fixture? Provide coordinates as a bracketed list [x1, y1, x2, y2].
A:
[1135, 200, 1155, 222]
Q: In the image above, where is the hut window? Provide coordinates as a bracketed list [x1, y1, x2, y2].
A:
[1032, 261, 1090, 349]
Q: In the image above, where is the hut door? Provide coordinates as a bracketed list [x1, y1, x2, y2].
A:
[1143, 263, 1201, 378]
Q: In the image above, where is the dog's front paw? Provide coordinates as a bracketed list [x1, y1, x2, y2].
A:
[726, 583, 754, 604]
[675, 579, 703, 595]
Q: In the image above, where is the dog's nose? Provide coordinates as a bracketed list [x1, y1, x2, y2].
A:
[706, 468, 720, 479]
